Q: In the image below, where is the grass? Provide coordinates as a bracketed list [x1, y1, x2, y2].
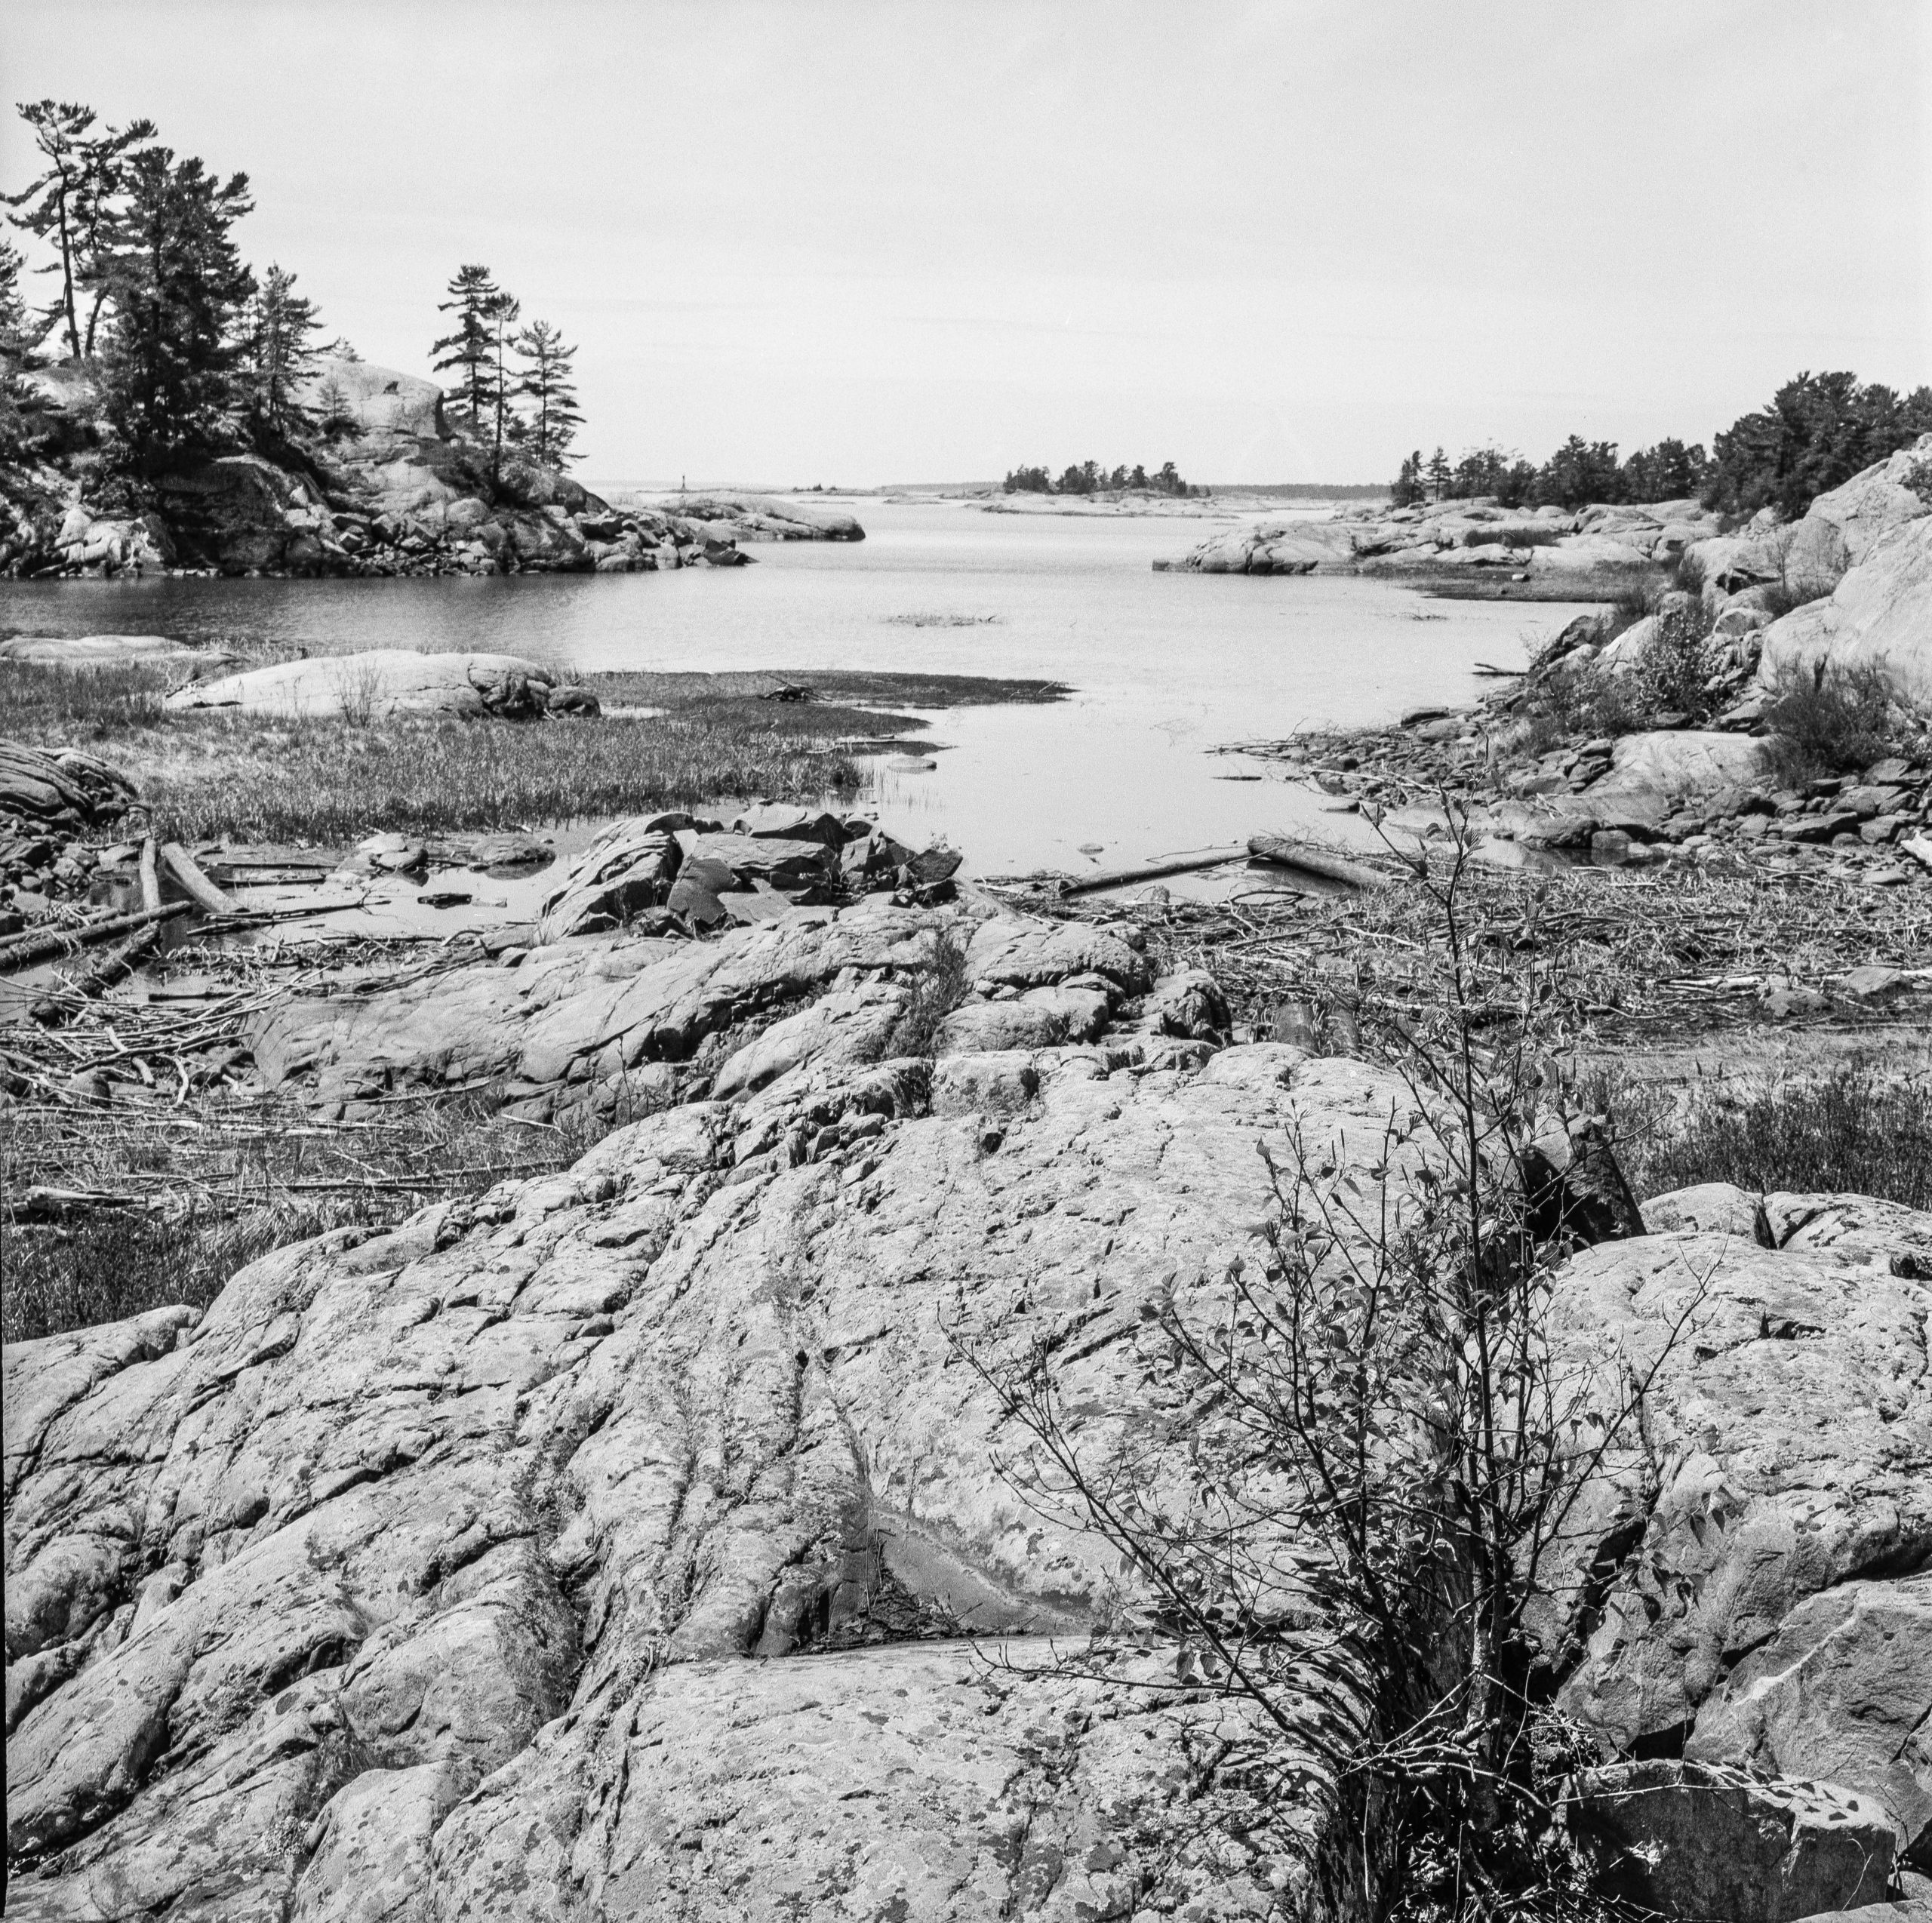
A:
[880, 928, 973, 1057]
[1611, 1063, 1932, 1210]
[138, 713, 864, 843]
[0, 1085, 599, 1345]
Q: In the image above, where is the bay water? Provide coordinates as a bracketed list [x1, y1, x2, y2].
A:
[0, 498, 1600, 881]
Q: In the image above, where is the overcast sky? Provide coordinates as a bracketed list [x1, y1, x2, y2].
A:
[5, 1, 1927, 485]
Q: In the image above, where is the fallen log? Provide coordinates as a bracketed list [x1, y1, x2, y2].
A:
[161, 842, 240, 915]
[0, 901, 192, 974]
[1051, 845, 1250, 897]
[1246, 833, 1395, 891]
[139, 835, 163, 913]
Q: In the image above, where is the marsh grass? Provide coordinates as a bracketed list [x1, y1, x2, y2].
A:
[134, 713, 864, 843]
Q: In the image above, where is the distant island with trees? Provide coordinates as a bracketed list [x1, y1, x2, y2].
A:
[1393, 370, 1932, 518]
[1003, 459, 1198, 497]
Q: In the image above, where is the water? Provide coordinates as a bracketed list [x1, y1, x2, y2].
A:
[0, 500, 1599, 881]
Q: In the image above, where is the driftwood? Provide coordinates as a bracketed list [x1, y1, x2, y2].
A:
[161, 842, 241, 915]
[29, 923, 165, 1023]
[0, 900, 192, 974]
[139, 836, 163, 913]
[1054, 845, 1249, 897]
[1245, 833, 1392, 891]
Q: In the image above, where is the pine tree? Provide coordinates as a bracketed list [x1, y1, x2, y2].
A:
[1390, 451, 1425, 508]
[0, 237, 48, 460]
[513, 318, 583, 468]
[72, 115, 158, 358]
[430, 264, 502, 432]
[485, 289, 521, 479]
[94, 144, 255, 471]
[4, 101, 96, 360]
[1426, 445, 1451, 501]
[3, 101, 156, 362]
[242, 263, 321, 440]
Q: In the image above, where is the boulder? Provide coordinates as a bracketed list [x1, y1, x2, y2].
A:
[1574, 1760, 1897, 1920]
[536, 820, 685, 941]
[709, 981, 909, 1099]
[731, 804, 852, 848]
[1577, 731, 1771, 828]
[1758, 515, 1932, 706]
[1144, 966, 1230, 1040]
[1545, 1208, 1932, 1846]
[0, 634, 221, 669]
[165, 650, 561, 721]
[686, 832, 837, 891]
[935, 983, 1112, 1054]
[1524, 533, 1657, 573]
[1687, 534, 1782, 595]
[0, 739, 140, 825]
[1687, 1574, 1932, 1864]
[1641, 1181, 1774, 1244]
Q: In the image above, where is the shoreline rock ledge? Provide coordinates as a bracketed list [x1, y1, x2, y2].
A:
[5, 897, 1930, 1919]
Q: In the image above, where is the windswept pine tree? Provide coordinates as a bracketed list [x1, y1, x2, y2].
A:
[513, 318, 582, 468]
[485, 288, 521, 480]
[94, 144, 255, 471]
[429, 264, 503, 432]
[3, 100, 156, 362]
[242, 263, 321, 440]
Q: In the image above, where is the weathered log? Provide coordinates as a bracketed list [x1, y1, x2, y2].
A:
[0, 900, 191, 974]
[1245, 833, 1392, 891]
[161, 842, 240, 915]
[1054, 845, 1249, 897]
[139, 836, 163, 913]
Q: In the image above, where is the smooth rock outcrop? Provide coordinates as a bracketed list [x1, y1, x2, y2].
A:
[1758, 515, 1932, 706]
[165, 650, 565, 721]
[5, 1032, 1415, 1918]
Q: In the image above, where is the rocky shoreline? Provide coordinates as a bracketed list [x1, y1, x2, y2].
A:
[1220, 434, 1932, 912]
[5, 440, 1932, 1921]
[2, 358, 865, 581]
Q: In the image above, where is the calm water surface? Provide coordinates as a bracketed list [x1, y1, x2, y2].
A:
[0, 500, 1599, 878]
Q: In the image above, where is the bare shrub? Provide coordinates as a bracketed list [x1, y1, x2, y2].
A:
[964, 820, 1712, 1918]
[1761, 659, 1901, 783]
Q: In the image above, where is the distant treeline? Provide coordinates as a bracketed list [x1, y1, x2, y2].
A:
[1395, 371, 1932, 520]
[1004, 460, 1197, 497]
